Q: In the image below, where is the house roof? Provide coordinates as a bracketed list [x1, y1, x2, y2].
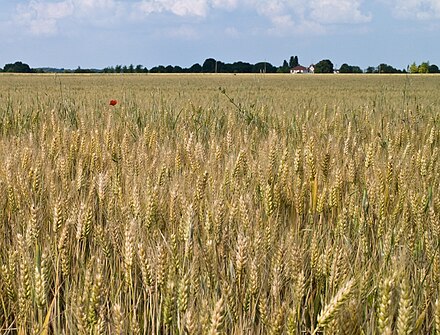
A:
[292, 65, 308, 71]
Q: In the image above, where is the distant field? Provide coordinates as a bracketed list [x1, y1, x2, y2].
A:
[1, 73, 440, 334]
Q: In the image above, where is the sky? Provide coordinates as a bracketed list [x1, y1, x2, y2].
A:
[0, 0, 439, 70]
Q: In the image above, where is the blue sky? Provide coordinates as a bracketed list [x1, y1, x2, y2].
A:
[0, 0, 439, 70]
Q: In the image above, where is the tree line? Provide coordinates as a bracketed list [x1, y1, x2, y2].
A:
[1, 58, 439, 74]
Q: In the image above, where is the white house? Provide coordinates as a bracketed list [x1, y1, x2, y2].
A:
[290, 65, 309, 74]
[290, 65, 315, 74]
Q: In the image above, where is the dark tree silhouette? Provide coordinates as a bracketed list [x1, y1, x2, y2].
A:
[314, 59, 334, 73]
[4, 61, 32, 73]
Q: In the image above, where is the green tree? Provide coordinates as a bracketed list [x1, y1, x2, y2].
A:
[314, 59, 334, 73]
[289, 56, 299, 68]
[150, 65, 166, 73]
[103, 66, 115, 73]
[278, 60, 290, 73]
[409, 62, 418, 73]
[135, 65, 143, 73]
[378, 63, 402, 73]
[216, 61, 226, 73]
[418, 62, 429, 73]
[3, 61, 32, 73]
[173, 66, 183, 73]
[189, 63, 202, 73]
[339, 63, 352, 73]
[253, 62, 277, 73]
[202, 58, 217, 73]
[340, 64, 363, 73]
[228, 61, 253, 73]
[428, 64, 440, 73]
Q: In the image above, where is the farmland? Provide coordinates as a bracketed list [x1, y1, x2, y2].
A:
[1, 73, 440, 334]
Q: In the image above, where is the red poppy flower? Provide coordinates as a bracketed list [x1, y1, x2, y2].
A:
[109, 99, 117, 106]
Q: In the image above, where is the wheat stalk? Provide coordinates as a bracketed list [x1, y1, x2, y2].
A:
[314, 279, 354, 334]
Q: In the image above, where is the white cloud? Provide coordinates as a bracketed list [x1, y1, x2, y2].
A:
[29, 0, 439, 24]
[135, 0, 237, 17]
[15, 1, 73, 21]
[28, 18, 58, 35]
[244, 0, 369, 35]
[15, 0, 125, 35]
[211, 0, 238, 10]
[76, 0, 115, 8]
[385, 0, 440, 19]
[135, 0, 209, 17]
[134, 0, 371, 27]
[271, 14, 295, 29]
[309, 0, 372, 24]
[14, 0, 373, 37]
[245, 0, 305, 34]
[169, 0, 209, 16]
[16, 1, 74, 35]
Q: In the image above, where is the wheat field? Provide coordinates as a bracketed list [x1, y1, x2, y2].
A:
[0, 73, 440, 334]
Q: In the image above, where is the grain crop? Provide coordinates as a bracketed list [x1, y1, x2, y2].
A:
[0, 73, 440, 334]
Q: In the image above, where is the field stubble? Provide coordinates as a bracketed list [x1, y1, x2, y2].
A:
[0, 73, 440, 334]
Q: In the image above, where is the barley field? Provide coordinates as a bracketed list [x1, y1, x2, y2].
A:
[1, 73, 440, 334]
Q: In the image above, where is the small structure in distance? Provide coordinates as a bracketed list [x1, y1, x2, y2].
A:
[290, 65, 315, 74]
